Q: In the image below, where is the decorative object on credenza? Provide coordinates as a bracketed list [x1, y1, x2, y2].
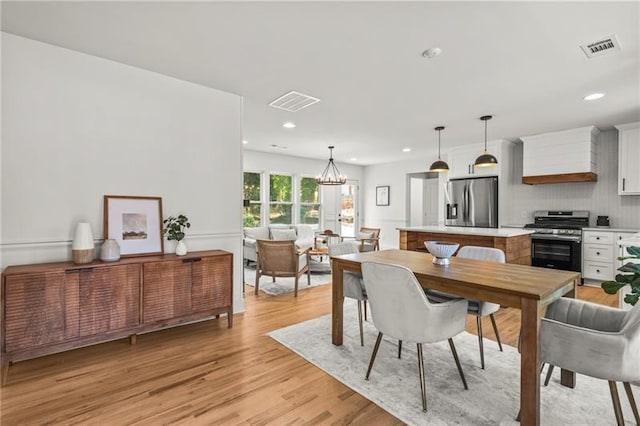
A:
[602, 246, 640, 306]
[72, 222, 95, 264]
[163, 214, 191, 256]
[376, 185, 390, 206]
[596, 215, 610, 227]
[100, 239, 121, 262]
[424, 241, 459, 266]
[104, 195, 164, 257]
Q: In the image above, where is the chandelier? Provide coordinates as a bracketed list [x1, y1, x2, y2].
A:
[316, 146, 347, 185]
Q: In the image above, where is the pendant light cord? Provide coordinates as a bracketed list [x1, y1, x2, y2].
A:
[438, 128, 442, 159]
[484, 119, 488, 152]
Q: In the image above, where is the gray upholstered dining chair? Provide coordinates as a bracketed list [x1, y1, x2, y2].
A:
[328, 241, 368, 346]
[426, 245, 505, 369]
[255, 239, 310, 297]
[361, 261, 469, 412]
[540, 298, 640, 425]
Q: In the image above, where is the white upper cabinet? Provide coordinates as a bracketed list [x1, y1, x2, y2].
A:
[615, 122, 640, 195]
[520, 126, 599, 184]
[448, 140, 500, 179]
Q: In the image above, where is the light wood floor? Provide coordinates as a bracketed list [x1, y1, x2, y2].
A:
[0, 282, 617, 425]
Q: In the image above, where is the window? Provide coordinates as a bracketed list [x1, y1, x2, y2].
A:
[299, 177, 320, 229]
[243, 172, 261, 227]
[269, 174, 292, 224]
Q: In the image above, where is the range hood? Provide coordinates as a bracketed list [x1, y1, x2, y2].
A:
[520, 126, 599, 185]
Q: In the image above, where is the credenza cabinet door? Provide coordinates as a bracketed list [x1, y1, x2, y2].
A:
[78, 265, 140, 337]
[4, 271, 80, 352]
[142, 260, 192, 323]
[191, 256, 232, 313]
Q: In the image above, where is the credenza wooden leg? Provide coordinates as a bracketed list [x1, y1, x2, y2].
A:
[129, 334, 137, 345]
[1, 361, 9, 387]
[227, 311, 233, 328]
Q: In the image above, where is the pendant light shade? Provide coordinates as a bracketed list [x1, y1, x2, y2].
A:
[316, 146, 347, 185]
[475, 115, 498, 167]
[429, 126, 449, 172]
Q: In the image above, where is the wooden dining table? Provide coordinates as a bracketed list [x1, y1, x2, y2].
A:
[331, 249, 581, 426]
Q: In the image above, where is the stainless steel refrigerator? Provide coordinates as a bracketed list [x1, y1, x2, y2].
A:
[445, 176, 498, 228]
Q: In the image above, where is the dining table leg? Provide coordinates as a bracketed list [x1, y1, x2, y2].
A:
[520, 297, 541, 426]
[332, 260, 344, 346]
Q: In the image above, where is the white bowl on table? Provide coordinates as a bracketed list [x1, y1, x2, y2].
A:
[424, 241, 460, 266]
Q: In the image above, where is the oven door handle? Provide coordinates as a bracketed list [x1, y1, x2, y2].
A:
[531, 235, 582, 242]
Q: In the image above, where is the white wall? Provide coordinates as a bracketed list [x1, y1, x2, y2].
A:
[1, 33, 246, 312]
[362, 158, 446, 249]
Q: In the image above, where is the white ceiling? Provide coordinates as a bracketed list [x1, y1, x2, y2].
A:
[2, 1, 639, 165]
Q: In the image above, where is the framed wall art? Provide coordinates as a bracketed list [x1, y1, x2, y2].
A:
[376, 186, 390, 206]
[104, 195, 164, 257]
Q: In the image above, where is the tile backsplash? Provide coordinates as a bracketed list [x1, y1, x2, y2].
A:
[501, 130, 640, 230]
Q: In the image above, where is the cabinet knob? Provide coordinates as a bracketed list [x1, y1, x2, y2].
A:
[597, 269, 600, 273]
[596, 237, 600, 240]
[597, 252, 600, 255]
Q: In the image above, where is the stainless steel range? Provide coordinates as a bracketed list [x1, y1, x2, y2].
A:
[524, 211, 589, 275]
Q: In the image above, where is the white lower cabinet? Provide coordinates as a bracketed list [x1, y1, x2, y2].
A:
[582, 230, 637, 283]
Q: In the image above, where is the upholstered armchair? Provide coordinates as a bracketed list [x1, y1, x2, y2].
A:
[540, 298, 640, 425]
[255, 239, 310, 297]
[243, 224, 315, 264]
[361, 261, 469, 412]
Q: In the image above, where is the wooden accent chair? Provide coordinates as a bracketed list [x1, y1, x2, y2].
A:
[355, 227, 381, 252]
[361, 261, 469, 412]
[255, 240, 310, 297]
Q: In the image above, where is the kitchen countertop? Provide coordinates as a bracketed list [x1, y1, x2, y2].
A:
[397, 226, 535, 238]
[582, 227, 640, 233]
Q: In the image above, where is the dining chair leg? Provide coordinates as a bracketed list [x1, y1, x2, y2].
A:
[609, 381, 625, 426]
[623, 382, 640, 424]
[448, 338, 468, 390]
[294, 276, 299, 298]
[489, 313, 503, 352]
[307, 269, 311, 286]
[364, 300, 368, 321]
[417, 343, 428, 412]
[272, 274, 276, 283]
[365, 332, 384, 380]
[476, 316, 485, 369]
[255, 272, 260, 295]
[544, 364, 555, 386]
[357, 301, 364, 347]
[398, 340, 402, 359]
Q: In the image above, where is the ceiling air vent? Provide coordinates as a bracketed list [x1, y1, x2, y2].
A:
[580, 34, 621, 58]
[269, 91, 320, 112]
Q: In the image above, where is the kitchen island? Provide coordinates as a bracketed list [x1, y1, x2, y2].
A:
[398, 225, 534, 265]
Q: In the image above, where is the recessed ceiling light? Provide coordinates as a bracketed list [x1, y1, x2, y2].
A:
[282, 122, 296, 129]
[242, 140, 248, 144]
[422, 47, 442, 59]
[583, 93, 605, 101]
[350, 158, 357, 161]
[402, 148, 412, 152]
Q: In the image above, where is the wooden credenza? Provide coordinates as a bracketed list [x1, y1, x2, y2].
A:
[1, 250, 233, 385]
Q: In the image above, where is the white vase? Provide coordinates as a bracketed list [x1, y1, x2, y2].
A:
[72, 222, 95, 264]
[176, 240, 187, 256]
[100, 239, 120, 262]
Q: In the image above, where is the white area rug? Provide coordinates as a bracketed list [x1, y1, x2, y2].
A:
[269, 300, 637, 425]
[244, 265, 331, 296]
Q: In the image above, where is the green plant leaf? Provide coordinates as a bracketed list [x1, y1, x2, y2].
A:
[618, 263, 640, 273]
[627, 246, 640, 257]
[602, 281, 627, 294]
[624, 293, 639, 306]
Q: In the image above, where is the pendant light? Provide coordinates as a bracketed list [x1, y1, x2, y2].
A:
[429, 126, 449, 172]
[475, 115, 498, 167]
[316, 146, 347, 185]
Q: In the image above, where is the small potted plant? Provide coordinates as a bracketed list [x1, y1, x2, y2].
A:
[601, 246, 640, 306]
[163, 214, 191, 256]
